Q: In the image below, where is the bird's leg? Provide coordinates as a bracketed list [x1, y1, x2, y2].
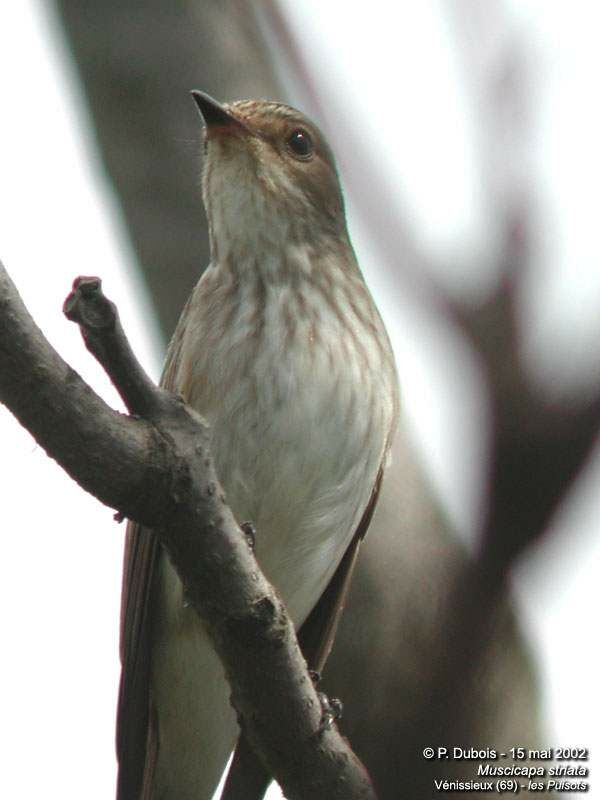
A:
[316, 693, 343, 734]
[240, 521, 257, 550]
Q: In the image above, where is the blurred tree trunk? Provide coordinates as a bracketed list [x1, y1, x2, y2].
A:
[54, 0, 284, 339]
[325, 427, 542, 799]
[53, 2, 544, 798]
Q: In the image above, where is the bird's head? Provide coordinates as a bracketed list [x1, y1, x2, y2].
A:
[191, 91, 348, 259]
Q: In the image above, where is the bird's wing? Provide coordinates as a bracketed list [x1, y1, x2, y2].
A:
[297, 463, 384, 672]
[116, 520, 159, 800]
[116, 303, 190, 800]
[220, 464, 385, 800]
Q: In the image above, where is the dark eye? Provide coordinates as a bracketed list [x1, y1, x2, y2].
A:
[286, 128, 314, 160]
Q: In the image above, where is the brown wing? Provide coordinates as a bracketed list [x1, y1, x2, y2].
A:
[116, 521, 159, 800]
[220, 464, 385, 800]
[297, 463, 384, 673]
[116, 303, 190, 800]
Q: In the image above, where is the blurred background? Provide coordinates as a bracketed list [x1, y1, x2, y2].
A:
[0, 1, 598, 798]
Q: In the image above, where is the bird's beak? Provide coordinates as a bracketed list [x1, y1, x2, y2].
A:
[191, 91, 249, 136]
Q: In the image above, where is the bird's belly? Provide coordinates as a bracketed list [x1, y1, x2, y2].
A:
[151, 325, 392, 798]
[151, 389, 375, 798]
[169, 266, 394, 623]
[207, 359, 378, 623]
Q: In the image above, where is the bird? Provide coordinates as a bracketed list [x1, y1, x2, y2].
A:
[116, 91, 399, 800]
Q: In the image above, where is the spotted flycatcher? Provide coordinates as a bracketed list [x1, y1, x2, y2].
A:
[117, 92, 399, 799]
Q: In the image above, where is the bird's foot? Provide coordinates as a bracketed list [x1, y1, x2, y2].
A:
[240, 521, 257, 550]
[316, 691, 343, 733]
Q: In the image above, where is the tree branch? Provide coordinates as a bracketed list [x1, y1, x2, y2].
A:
[0, 260, 377, 800]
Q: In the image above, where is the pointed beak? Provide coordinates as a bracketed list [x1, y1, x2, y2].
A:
[190, 91, 248, 135]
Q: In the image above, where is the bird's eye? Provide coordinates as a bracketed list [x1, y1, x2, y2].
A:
[286, 128, 314, 160]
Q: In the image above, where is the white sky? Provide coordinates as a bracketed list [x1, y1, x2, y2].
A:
[0, 2, 598, 799]
[279, 0, 600, 757]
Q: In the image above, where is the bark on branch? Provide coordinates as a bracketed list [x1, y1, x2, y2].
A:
[0, 261, 377, 800]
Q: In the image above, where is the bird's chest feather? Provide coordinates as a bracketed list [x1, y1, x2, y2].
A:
[168, 262, 394, 621]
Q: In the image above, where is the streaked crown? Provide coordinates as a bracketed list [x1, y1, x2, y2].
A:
[192, 92, 348, 251]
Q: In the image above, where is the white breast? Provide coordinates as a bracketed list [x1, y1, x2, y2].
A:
[176, 251, 396, 622]
[151, 247, 398, 798]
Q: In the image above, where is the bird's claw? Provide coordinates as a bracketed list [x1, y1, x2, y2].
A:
[316, 691, 343, 733]
[240, 521, 257, 550]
